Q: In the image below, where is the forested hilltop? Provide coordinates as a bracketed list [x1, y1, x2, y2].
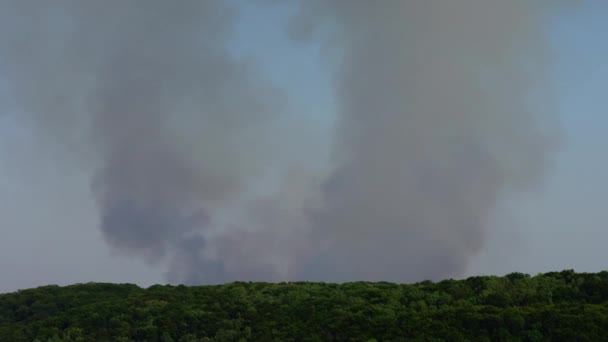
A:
[1, 270, 608, 341]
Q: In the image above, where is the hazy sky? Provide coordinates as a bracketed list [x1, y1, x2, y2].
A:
[0, 1, 607, 293]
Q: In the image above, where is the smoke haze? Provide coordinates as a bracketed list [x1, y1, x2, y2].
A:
[290, 0, 560, 282]
[0, 0, 560, 283]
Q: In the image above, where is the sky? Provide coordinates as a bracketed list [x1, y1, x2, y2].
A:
[0, 1, 607, 293]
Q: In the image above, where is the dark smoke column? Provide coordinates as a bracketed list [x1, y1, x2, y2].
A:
[293, 0, 559, 282]
[84, 1, 282, 284]
[0, 0, 282, 284]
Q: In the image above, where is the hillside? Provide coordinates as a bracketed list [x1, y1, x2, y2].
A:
[1, 270, 608, 341]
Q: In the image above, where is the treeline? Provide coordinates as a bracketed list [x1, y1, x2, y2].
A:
[1, 270, 608, 341]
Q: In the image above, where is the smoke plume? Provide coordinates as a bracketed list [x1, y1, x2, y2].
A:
[291, 0, 559, 282]
[0, 0, 284, 283]
[0, 0, 560, 283]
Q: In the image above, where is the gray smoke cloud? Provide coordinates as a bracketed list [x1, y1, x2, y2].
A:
[0, 0, 562, 284]
[0, 0, 286, 284]
[290, 0, 561, 282]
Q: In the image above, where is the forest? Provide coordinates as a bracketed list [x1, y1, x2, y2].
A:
[1, 270, 608, 341]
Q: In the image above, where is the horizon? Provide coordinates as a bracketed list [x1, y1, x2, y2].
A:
[3, 268, 602, 295]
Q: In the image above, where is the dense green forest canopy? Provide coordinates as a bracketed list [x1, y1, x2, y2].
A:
[1, 270, 608, 341]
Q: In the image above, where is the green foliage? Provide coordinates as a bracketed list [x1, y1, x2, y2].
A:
[1, 271, 608, 341]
